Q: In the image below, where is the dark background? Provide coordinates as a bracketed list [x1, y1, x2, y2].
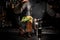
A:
[0, 0, 60, 40]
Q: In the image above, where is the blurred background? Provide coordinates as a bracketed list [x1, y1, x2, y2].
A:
[0, 0, 60, 40]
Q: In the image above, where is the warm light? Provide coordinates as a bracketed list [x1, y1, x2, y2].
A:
[22, 0, 28, 2]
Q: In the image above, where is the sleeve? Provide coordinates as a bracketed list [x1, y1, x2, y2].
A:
[21, 3, 27, 12]
[26, 2, 32, 16]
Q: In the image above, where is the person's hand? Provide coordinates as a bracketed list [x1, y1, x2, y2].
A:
[20, 29, 25, 34]
[22, 29, 25, 33]
[22, 0, 28, 2]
